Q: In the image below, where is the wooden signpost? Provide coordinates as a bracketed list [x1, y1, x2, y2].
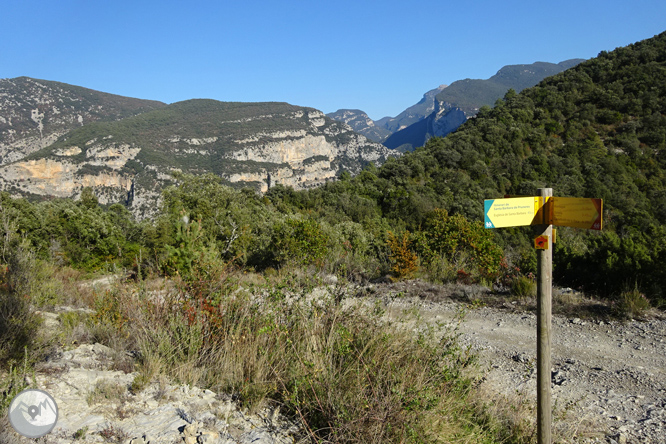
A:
[484, 189, 602, 444]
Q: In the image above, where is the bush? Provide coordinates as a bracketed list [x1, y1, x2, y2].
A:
[276, 301, 481, 443]
[161, 217, 223, 280]
[511, 275, 536, 298]
[0, 354, 30, 415]
[387, 230, 419, 280]
[614, 288, 651, 319]
[271, 218, 329, 268]
[412, 209, 504, 284]
[419, 254, 458, 284]
[87, 269, 521, 443]
[325, 221, 381, 282]
[0, 238, 42, 367]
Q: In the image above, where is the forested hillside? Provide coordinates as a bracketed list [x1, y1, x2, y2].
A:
[0, 98, 393, 217]
[280, 31, 666, 304]
[382, 59, 584, 151]
[1, 32, 665, 308]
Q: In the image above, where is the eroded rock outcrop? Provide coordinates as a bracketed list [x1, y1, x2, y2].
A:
[0, 91, 397, 218]
[0, 77, 165, 165]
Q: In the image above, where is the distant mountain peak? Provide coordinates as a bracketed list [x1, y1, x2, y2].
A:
[327, 59, 585, 151]
[382, 59, 585, 151]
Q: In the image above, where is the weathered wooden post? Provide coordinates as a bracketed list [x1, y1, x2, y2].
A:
[484, 188, 602, 444]
[535, 188, 553, 444]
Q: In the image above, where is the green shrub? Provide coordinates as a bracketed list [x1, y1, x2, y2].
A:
[413, 209, 504, 283]
[511, 275, 536, 298]
[162, 217, 222, 280]
[0, 240, 42, 366]
[271, 218, 329, 268]
[0, 350, 30, 414]
[73, 426, 89, 440]
[57, 310, 94, 345]
[325, 221, 380, 281]
[614, 288, 651, 319]
[419, 254, 458, 284]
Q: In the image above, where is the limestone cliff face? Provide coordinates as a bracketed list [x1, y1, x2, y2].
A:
[0, 158, 133, 203]
[325, 109, 392, 143]
[382, 99, 469, 152]
[431, 101, 468, 139]
[224, 122, 391, 192]
[0, 77, 165, 165]
[0, 94, 397, 218]
[327, 85, 449, 143]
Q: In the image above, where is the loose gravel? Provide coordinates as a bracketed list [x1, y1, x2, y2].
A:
[374, 280, 666, 444]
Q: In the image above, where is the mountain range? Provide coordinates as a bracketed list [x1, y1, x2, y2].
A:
[0, 79, 394, 218]
[0, 77, 166, 165]
[328, 59, 585, 151]
[1, 30, 665, 303]
[326, 84, 448, 143]
[312, 31, 666, 301]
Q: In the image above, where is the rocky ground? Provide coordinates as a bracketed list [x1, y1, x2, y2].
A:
[1, 309, 300, 444]
[375, 280, 666, 444]
[2, 280, 665, 443]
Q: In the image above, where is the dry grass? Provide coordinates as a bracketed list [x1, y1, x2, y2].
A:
[552, 290, 613, 320]
[86, 379, 128, 406]
[82, 265, 528, 443]
[0, 251, 541, 443]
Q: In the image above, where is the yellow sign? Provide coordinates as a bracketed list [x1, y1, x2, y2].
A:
[550, 197, 602, 230]
[484, 197, 542, 229]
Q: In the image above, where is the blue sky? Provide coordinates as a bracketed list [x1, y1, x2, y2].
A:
[2, 1, 665, 120]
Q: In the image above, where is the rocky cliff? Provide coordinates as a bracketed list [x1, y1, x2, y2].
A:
[325, 109, 392, 142]
[375, 84, 448, 134]
[0, 77, 166, 165]
[328, 60, 586, 152]
[327, 85, 447, 142]
[383, 101, 467, 151]
[0, 92, 396, 218]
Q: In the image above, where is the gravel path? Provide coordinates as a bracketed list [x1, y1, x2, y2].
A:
[377, 281, 666, 444]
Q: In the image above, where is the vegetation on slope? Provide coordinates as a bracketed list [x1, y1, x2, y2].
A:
[4, 32, 666, 303]
[0, 76, 166, 139]
[290, 31, 666, 306]
[383, 60, 585, 152]
[434, 59, 584, 114]
[0, 179, 532, 443]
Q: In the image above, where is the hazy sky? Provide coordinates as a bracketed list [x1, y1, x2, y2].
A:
[2, 0, 665, 120]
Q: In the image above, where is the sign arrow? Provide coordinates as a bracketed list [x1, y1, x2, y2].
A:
[550, 197, 602, 230]
[484, 197, 542, 229]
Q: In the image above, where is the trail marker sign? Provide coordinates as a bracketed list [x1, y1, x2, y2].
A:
[484, 196, 602, 230]
[534, 235, 549, 250]
[484, 197, 542, 228]
[550, 197, 602, 230]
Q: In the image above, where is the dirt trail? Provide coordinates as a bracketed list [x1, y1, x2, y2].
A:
[372, 281, 666, 443]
